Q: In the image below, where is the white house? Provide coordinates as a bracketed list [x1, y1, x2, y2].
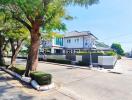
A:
[40, 35, 64, 54]
[63, 31, 97, 53]
[40, 31, 109, 54]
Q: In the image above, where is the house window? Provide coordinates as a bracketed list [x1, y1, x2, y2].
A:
[67, 39, 71, 43]
[75, 50, 79, 53]
[75, 38, 79, 43]
[77, 38, 79, 42]
[67, 50, 72, 53]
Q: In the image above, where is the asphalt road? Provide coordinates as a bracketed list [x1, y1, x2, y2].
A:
[3, 57, 132, 100]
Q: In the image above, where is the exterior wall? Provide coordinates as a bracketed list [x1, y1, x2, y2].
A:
[63, 37, 84, 48]
[98, 56, 117, 66]
[41, 33, 97, 54]
[84, 36, 96, 48]
[41, 37, 64, 54]
[63, 36, 96, 53]
[46, 55, 66, 60]
[76, 55, 82, 62]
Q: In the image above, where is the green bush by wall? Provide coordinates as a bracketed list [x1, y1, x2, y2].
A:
[46, 59, 71, 64]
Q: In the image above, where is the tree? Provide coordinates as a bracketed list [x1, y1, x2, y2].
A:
[111, 43, 124, 56]
[0, 0, 99, 76]
[0, 12, 6, 65]
[5, 20, 29, 66]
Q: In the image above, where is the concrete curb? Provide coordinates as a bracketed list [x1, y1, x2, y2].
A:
[0, 67, 54, 91]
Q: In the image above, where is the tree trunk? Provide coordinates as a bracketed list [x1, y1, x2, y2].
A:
[25, 22, 41, 76]
[0, 33, 5, 65]
[10, 39, 23, 67]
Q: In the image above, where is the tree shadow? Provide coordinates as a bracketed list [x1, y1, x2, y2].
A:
[0, 72, 34, 100]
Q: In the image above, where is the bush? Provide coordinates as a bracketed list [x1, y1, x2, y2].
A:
[46, 59, 56, 62]
[0, 62, 9, 68]
[104, 51, 116, 56]
[30, 71, 52, 85]
[117, 55, 122, 59]
[76, 61, 88, 66]
[77, 52, 104, 55]
[46, 59, 71, 64]
[11, 65, 25, 76]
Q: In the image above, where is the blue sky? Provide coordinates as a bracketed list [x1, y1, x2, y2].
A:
[64, 0, 132, 52]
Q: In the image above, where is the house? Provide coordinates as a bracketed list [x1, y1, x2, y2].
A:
[40, 33, 64, 54]
[40, 31, 109, 54]
[63, 31, 97, 53]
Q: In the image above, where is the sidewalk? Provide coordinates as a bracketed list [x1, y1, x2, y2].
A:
[0, 69, 74, 100]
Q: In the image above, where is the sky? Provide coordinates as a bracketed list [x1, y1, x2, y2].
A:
[63, 0, 132, 52]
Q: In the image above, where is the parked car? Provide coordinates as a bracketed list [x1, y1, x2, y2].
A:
[38, 52, 45, 60]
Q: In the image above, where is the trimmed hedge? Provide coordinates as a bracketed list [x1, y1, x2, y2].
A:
[0, 62, 9, 68]
[46, 59, 71, 64]
[104, 51, 116, 56]
[30, 71, 52, 85]
[76, 61, 88, 66]
[77, 52, 104, 55]
[11, 65, 25, 76]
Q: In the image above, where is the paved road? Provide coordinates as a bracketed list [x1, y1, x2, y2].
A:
[3, 57, 132, 100]
[112, 57, 132, 75]
[0, 69, 73, 100]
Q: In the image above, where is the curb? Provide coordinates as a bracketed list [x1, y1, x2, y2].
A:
[0, 67, 54, 91]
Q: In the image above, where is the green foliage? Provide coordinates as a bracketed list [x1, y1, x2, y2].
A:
[104, 51, 116, 56]
[11, 65, 25, 76]
[0, 0, 99, 32]
[46, 59, 71, 64]
[30, 71, 52, 85]
[76, 61, 88, 66]
[111, 43, 124, 56]
[77, 52, 104, 55]
[0, 61, 9, 67]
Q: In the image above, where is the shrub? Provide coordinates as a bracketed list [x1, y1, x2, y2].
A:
[30, 71, 52, 85]
[105, 51, 116, 56]
[46, 59, 71, 64]
[0, 62, 9, 68]
[46, 59, 56, 62]
[76, 61, 88, 66]
[11, 65, 25, 76]
[77, 52, 104, 55]
[117, 55, 122, 59]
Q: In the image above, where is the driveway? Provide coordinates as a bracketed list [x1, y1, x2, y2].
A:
[4, 57, 132, 100]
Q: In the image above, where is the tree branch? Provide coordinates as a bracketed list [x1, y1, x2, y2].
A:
[12, 15, 32, 32]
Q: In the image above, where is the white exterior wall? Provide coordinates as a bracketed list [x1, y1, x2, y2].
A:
[46, 55, 66, 60]
[76, 55, 82, 62]
[64, 37, 83, 48]
[84, 36, 96, 48]
[63, 36, 96, 49]
[98, 56, 117, 66]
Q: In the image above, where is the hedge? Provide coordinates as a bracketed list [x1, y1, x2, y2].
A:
[0, 62, 9, 68]
[11, 65, 25, 76]
[76, 61, 88, 66]
[46, 59, 71, 64]
[30, 71, 52, 85]
[104, 51, 116, 56]
[77, 52, 104, 55]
